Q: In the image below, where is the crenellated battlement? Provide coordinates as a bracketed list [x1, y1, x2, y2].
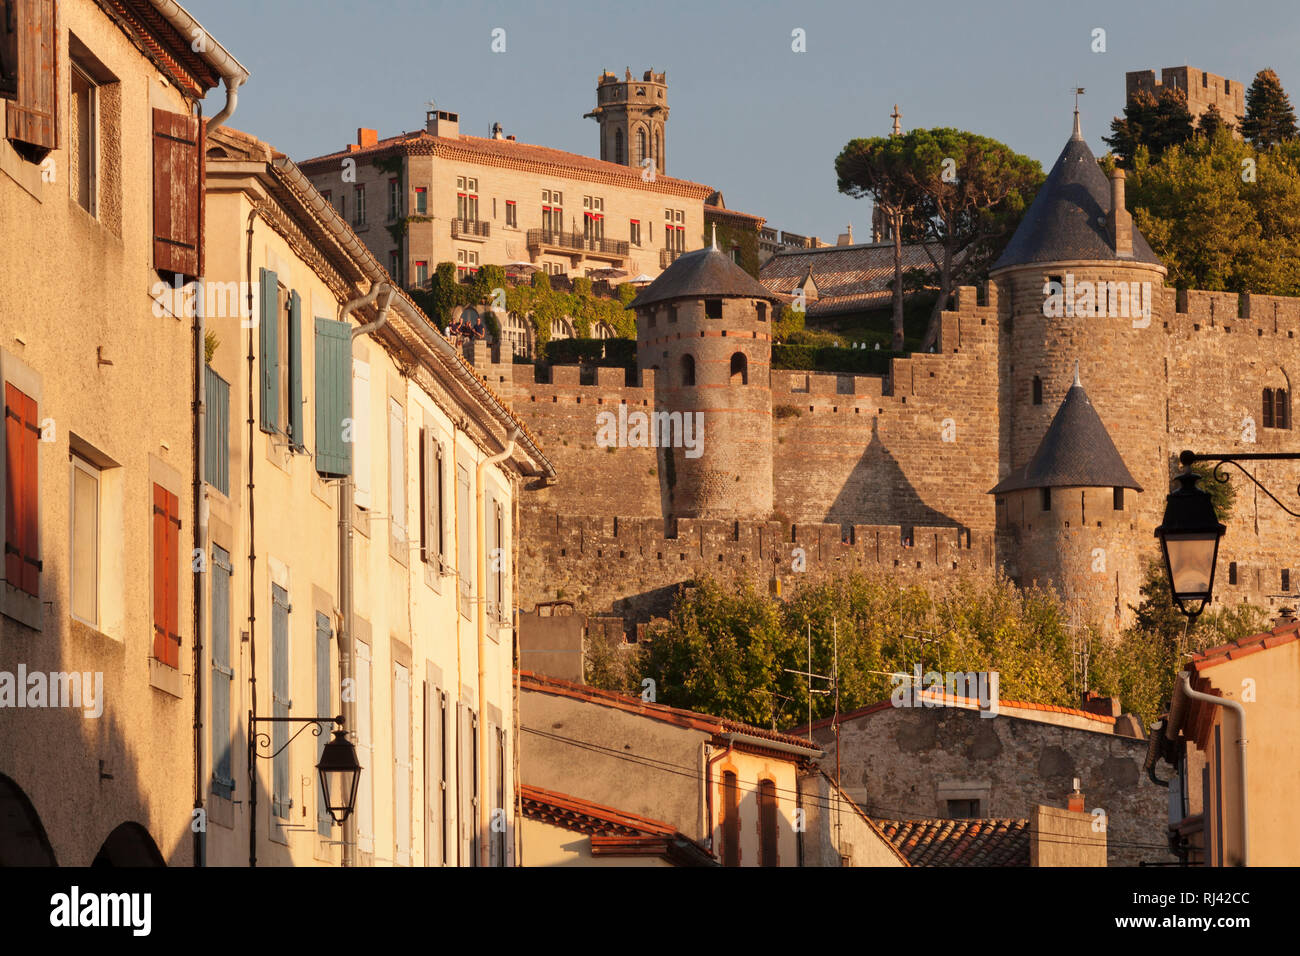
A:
[1166, 288, 1300, 336]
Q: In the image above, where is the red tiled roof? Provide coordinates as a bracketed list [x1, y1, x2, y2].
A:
[1191, 619, 1300, 672]
[517, 671, 823, 755]
[105, 1, 224, 98]
[705, 204, 766, 226]
[878, 818, 1030, 867]
[299, 130, 714, 199]
[521, 785, 717, 865]
[791, 692, 1117, 736]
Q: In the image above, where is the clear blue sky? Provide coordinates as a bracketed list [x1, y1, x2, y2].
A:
[185, 0, 1300, 240]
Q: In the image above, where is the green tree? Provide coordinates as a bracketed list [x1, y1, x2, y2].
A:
[896, 129, 1043, 352]
[1105, 87, 1195, 168]
[409, 261, 465, 327]
[1197, 103, 1233, 140]
[1123, 134, 1300, 295]
[1240, 68, 1298, 149]
[836, 136, 924, 349]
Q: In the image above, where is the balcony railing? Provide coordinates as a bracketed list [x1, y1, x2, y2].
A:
[452, 218, 491, 239]
[527, 229, 630, 260]
[661, 247, 686, 268]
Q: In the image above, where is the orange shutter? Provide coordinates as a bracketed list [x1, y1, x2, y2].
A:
[5, 0, 57, 151]
[152, 109, 205, 278]
[5, 382, 39, 596]
[152, 484, 181, 666]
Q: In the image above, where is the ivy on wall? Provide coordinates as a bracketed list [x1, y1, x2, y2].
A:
[704, 216, 761, 277]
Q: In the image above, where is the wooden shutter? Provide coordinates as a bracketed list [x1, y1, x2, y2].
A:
[4, 382, 39, 596]
[421, 425, 437, 565]
[5, 0, 56, 150]
[393, 662, 411, 865]
[259, 269, 279, 433]
[211, 546, 234, 797]
[1277, 389, 1290, 430]
[758, 778, 779, 867]
[722, 771, 740, 867]
[204, 366, 230, 494]
[314, 318, 351, 477]
[152, 484, 180, 666]
[1263, 389, 1274, 429]
[288, 291, 303, 448]
[355, 640, 374, 853]
[352, 360, 371, 507]
[271, 583, 290, 818]
[152, 109, 203, 277]
[389, 399, 406, 541]
[316, 611, 332, 836]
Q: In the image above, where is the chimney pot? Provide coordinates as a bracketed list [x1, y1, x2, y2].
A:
[1109, 167, 1133, 257]
[357, 127, 378, 149]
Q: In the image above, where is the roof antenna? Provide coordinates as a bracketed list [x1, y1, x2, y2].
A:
[1071, 87, 1085, 140]
[711, 222, 718, 250]
[1073, 359, 1081, 387]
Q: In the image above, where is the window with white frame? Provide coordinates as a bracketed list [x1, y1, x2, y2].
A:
[456, 176, 479, 221]
[354, 185, 366, 226]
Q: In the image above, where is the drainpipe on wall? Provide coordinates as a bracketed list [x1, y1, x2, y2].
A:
[338, 283, 393, 868]
[476, 427, 517, 866]
[192, 105, 206, 871]
[1177, 672, 1250, 866]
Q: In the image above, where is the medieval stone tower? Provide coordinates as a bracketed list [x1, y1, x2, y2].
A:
[990, 111, 1169, 629]
[630, 245, 778, 519]
[585, 68, 668, 175]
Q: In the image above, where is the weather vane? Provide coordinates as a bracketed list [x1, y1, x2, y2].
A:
[1072, 87, 1086, 112]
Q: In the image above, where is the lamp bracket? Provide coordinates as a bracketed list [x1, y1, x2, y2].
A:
[1179, 451, 1300, 519]
[249, 714, 343, 760]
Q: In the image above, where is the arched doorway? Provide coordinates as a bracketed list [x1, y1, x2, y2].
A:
[92, 822, 165, 867]
[0, 774, 56, 866]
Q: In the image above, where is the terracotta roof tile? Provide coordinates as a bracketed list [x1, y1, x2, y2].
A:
[877, 818, 1030, 867]
[758, 241, 950, 304]
[1191, 619, 1300, 672]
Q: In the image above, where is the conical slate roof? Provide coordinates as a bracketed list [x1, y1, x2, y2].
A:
[990, 117, 1162, 272]
[629, 247, 779, 310]
[989, 372, 1142, 494]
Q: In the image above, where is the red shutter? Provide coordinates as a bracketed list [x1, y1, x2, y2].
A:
[4, 383, 39, 596]
[5, 0, 57, 151]
[152, 484, 181, 666]
[152, 109, 205, 279]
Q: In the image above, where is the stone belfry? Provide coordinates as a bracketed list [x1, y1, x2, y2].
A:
[585, 68, 668, 175]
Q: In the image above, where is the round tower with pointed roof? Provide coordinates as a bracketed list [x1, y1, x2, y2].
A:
[990, 112, 1169, 629]
[630, 244, 780, 518]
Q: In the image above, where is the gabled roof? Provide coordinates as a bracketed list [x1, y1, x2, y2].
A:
[628, 247, 779, 310]
[989, 371, 1141, 494]
[877, 818, 1030, 867]
[518, 671, 823, 756]
[758, 240, 955, 317]
[991, 118, 1161, 271]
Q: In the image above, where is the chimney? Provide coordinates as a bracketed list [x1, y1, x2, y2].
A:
[1081, 690, 1121, 718]
[1109, 168, 1133, 258]
[506, 135, 516, 142]
[1275, 606, 1296, 626]
[425, 109, 459, 138]
[1067, 778, 1085, 813]
[357, 127, 378, 149]
[491, 122, 505, 140]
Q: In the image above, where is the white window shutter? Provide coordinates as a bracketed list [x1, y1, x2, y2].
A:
[352, 360, 371, 508]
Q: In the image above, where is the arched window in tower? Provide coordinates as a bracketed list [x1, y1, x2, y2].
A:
[1263, 379, 1291, 429]
[1032, 375, 1043, 406]
[637, 128, 647, 166]
[730, 352, 748, 385]
[654, 129, 661, 168]
[614, 128, 625, 165]
[680, 353, 696, 387]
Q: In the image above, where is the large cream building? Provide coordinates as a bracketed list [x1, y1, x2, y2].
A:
[298, 108, 713, 290]
[0, 0, 245, 865]
[201, 125, 554, 866]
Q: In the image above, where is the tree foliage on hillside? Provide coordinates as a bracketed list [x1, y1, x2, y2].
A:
[597, 567, 1267, 730]
[1121, 133, 1300, 295]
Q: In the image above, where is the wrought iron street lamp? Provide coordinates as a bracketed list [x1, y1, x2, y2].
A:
[1156, 450, 1300, 618]
[247, 713, 360, 866]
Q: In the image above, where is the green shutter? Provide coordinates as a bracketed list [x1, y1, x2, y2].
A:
[203, 366, 230, 494]
[288, 290, 304, 449]
[314, 317, 352, 478]
[272, 583, 290, 819]
[316, 611, 332, 836]
[259, 268, 279, 434]
[211, 546, 234, 798]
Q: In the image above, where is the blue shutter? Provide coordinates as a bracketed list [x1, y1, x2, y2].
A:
[271, 583, 290, 818]
[316, 611, 332, 836]
[288, 290, 304, 449]
[314, 317, 352, 477]
[259, 268, 279, 433]
[203, 366, 230, 494]
[210, 546, 234, 798]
